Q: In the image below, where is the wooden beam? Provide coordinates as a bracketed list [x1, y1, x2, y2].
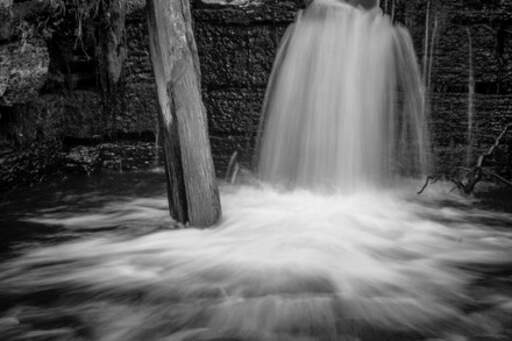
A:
[146, 0, 222, 227]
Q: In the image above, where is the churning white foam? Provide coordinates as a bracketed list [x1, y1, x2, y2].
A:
[1, 183, 512, 340]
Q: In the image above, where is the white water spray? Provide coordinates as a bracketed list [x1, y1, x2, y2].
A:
[257, 0, 429, 191]
[1, 184, 512, 340]
[1, 2, 511, 341]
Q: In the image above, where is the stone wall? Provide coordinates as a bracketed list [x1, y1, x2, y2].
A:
[186, 0, 512, 176]
[192, 0, 512, 175]
[195, 0, 299, 171]
[123, 0, 300, 172]
[415, 1, 512, 175]
[2, 0, 512, 189]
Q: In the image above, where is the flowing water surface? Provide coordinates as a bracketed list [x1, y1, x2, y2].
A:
[1, 1, 511, 340]
[0, 172, 512, 341]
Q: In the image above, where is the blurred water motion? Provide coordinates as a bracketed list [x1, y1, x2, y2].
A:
[1, 174, 512, 340]
[1, 1, 512, 340]
[257, 0, 428, 191]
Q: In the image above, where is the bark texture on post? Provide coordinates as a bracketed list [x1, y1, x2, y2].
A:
[146, 0, 221, 227]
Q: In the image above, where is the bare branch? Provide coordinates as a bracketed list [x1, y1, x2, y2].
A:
[417, 175, 439, 194]
[225, 151, 239, 182]
[481, 169, 512, 188]
[419, 123, 512, 196]
[476, 123, 512, 168]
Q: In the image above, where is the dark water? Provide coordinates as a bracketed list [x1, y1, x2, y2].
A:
[1, 171, 512, 341]
[0, 171, 169, 256]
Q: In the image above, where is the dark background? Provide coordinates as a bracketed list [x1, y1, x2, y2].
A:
[1, 0, 512, 190]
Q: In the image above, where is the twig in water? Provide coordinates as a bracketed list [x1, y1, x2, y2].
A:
[230, 163, 240, 185]
[225, 151, 239, 182]
[417, 175, 439, 194]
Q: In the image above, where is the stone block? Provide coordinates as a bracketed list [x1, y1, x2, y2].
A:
[247, 25, 287, 86]
[204, 88, 264, 135]
[0, 40, 49, 105]
[196, 24, 250, 88]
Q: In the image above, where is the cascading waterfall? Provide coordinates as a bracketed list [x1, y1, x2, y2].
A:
[257, 0, 429, 191]
[1, 1, 512, 341]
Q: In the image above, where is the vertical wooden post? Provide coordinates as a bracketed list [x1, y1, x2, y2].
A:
[146, 0, 221, 227]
